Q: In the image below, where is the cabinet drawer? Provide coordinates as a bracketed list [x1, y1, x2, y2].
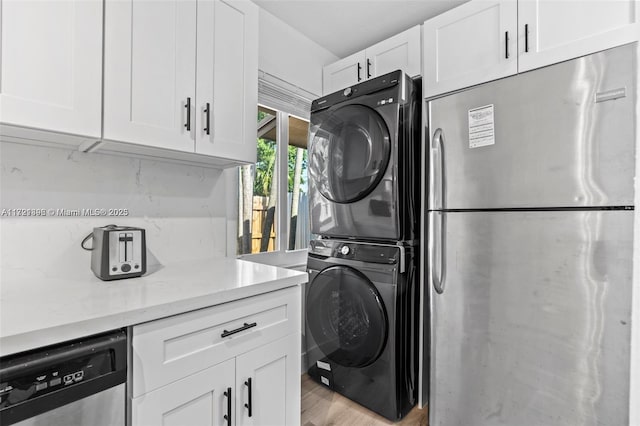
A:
[132, 286, 301, 397]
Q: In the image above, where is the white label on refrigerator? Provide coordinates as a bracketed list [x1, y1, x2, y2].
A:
[468, 104, 495, 148]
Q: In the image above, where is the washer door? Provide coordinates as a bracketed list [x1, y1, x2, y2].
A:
[309, 104, 391, 204]
[306, 265, 388, 368]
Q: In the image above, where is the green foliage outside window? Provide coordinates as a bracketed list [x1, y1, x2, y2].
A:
[254, 111, 307, 197]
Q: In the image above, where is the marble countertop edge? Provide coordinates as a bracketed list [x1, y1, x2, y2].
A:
[0, 257, 308, 357]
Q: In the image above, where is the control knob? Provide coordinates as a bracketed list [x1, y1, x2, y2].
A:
[343, 87, 353, 97]
[340, 246, 351, 255]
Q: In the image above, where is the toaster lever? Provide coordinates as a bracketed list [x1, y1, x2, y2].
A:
[119, 233, 134, 262]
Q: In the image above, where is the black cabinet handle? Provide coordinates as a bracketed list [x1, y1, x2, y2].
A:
[525, 24, 529, 53]
[184, 97, 191, 131]
[221, 322, 257, 338]
[505, 31, 509, 59]
[366, 59, 371, 78]
[204, 102, 210, 135]
[357, 62, 362, 81]
[223, 387, 232, 425]
[244, 378, 252, 417]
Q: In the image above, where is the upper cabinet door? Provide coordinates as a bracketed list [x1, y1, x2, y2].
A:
[367, 25, 421, 78]
[195, 0, 258, 163]
[518, 0, 640, 72]
[423, 0, 517, 99]
[322, 51, 367, 95]
[103, 0, 197, 152]
[0, 0, 102, 138]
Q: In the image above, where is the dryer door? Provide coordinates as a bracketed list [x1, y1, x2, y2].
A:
[306, 265, 388, 368]
[309, 104, 391, 204]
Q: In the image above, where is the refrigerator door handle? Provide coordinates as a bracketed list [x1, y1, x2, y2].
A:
[430, 128, 446, 210]
[429, 211, 446, 294]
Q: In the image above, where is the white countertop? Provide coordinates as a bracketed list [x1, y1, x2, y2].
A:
[0, 257, 307, 356]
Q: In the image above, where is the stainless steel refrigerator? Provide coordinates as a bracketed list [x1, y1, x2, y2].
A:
[425, 43, 637, 426]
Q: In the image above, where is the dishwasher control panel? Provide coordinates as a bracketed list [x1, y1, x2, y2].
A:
[0, 330, 126, 425]
[0, 350, 111, 406]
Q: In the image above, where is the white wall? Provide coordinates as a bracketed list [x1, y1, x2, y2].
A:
[258, 8, 338, 97]
[0, 143, 229, 276]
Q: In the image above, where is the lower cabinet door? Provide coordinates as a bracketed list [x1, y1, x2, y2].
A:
[132, 358, 235, 426]
[236, 333, 301, 426]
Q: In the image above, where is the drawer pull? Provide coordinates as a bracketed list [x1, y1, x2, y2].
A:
[223, 387, 232, 425]
[221, 322, 257, 338]
[244, 378, 252, 417]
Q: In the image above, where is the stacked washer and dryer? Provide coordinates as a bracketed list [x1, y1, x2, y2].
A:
[305, 70, 421, 421]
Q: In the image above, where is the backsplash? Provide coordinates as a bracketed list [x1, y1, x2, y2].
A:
[0, 143, 231, 275]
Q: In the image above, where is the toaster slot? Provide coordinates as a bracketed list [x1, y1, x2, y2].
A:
[119, 233, 134, 263]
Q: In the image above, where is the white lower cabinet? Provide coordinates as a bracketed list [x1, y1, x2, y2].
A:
[131, 286, 301, 426]
[132, 358, 235, 426]
[236, 334, 300, 426]
[132, 334, 299, 426]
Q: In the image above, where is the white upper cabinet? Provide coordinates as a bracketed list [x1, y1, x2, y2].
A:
[367, 25, 422, 79]
[424, 0, 640, 98]
[0, 0, 102, 139]
[195, 0, 258, 162]
[322, 51, 367, 95]
[322, 25, 421, 95]
[423, 0, 517, 99]
[518, 0, 640, 72]
[103, 0, 257, 164]
[103, 0, 197, 152]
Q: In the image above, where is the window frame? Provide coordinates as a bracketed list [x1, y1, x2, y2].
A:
[237, 107, 310, 269]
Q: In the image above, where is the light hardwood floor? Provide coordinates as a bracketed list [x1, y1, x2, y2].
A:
[300, 374, 428, 426]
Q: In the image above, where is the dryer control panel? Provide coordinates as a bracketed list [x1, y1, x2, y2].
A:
[309, 239, 403, 266]
[312, 70, 405, 113]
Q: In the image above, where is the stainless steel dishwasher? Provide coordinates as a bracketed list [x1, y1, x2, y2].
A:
[0, 330, 127, 426]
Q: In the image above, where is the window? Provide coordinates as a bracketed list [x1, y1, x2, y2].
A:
[287, 116, 311, 251]
[236, 107, 311, 255]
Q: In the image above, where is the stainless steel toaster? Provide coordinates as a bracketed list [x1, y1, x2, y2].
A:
[90, 225, 146, 280]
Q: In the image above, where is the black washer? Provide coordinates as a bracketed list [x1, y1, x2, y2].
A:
[306, 265, 388, 368]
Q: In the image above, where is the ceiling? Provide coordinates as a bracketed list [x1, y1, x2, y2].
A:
[252, 0, 469, 58]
